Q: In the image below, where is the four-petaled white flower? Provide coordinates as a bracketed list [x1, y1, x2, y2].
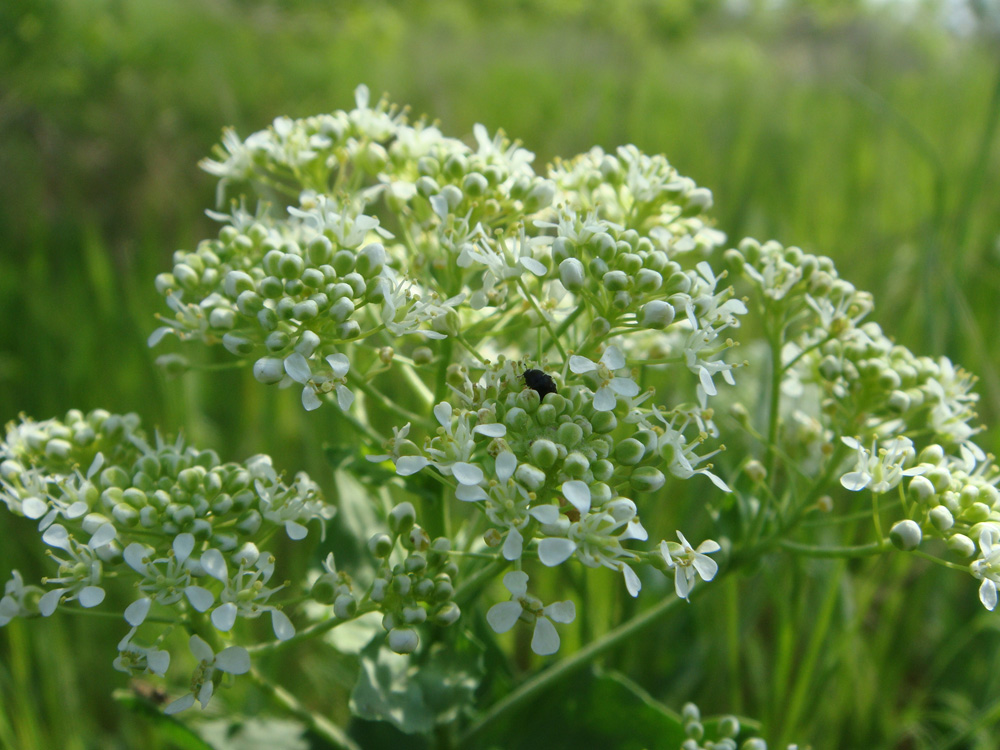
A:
[486, 571, 576, 656]
[660, 531, 721, 601]
[163, 634, 251, 714]
[971, 526, 1000, 611]
[113, 627, 171, 677]
[840, 436, 923, 494]
[284, 352, 354, 412]
[569, 346, 640, 412]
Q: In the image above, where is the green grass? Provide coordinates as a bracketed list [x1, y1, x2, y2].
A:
[2, 0, 1000, 747]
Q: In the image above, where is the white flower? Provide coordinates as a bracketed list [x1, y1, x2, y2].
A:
[123, 534, 216, 623]
[457, 226, 549, 310]
[486, 571, 575, 656]
[569, 345, 640, 412]
[0, 570, 42, 626]
[840, 436, 923, 494]
[283, 352, 354, 412]
[971, 526, 1000, 611]
[660, 531, 721, 601]
[113, 627, 171, 677]
[163, 634, 251, 714]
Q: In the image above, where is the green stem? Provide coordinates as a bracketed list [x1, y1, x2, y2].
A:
[250, 667, 361, 750]
[517, 278, 568, 361]
[778, 539, 890, 559]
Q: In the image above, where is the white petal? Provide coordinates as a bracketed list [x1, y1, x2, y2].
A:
[271, 609, 295, 640]
[147, 326, 174, 348]
[528, 505, 560, 524]
[840, 472, 871, 492]
[692, 554, 718, 582]
[569, 355, 597, 374]
[78, 586, 105, 608]
[284, 353, 312, 384]
[396, 456, 430, 476]
[473, 423, 506, 437]
[39, 588, 66, 616]
[502, 527, 523, 561]
[561, 481, 591, 514]
[197, 680, 215, 709]
[620, 519, 648, 542]
[124, 598, 152, 626]
[212, 602, 238, 631]
[88, 522, 117, 550]
[496, 452, 517, 482]
[326, 353, 350, 377]
[184, 586, 215, 612]
[502, 570, 529, 597]
[285, 520, 309, 540]
[531, 616, 560, 655]
[697, 540, 722, 554]
[200, 549, 228, 582]
[456, 484, 488, 502]
[163, 693, 196, 715]
[622, 565, 641, 597]
[22, 496, 47, 519]
[538, 538, 576, 567]
[486, 601, 523, 634]
[433, 402, 453, 427]
[601, 346, 625, 370]
[189, 634, 214, 662]
[609, 377, 640, 397]
[543, 600, 576, 624]
[520, 256, 547, 276]
[699, 367, 717, 397]
[702, 470, 732, 492]
[41, 524, 72, 551]
[336, 384, 354, 411]
[593, 387, 616, 412]
[302, 387, 322, 411]
[981, 579, 998, 611]
[86, 453, 105, 480]
[430, 194, 449, 220]
[147, 650, 170, 676]
[216, 645, 251, 674]
[173, 533, 196, 564]
[65, 501, 88, 519]
[124, 543, 151, 574]
[453, 462, 484, 486]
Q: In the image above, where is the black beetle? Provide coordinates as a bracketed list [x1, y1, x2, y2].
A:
[522, 369, 557, 400]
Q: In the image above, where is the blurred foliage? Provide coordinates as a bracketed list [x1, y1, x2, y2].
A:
[2, 0, 1000, 748]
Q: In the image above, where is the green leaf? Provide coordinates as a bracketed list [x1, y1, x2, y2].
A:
[479, 668, 687, 750]
[199, 718, 311, 750]
[350, 637, 482, 735]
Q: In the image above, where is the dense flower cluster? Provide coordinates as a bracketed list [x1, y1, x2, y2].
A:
[730, 238, 1000, 610]
[0, 409, 330, 711]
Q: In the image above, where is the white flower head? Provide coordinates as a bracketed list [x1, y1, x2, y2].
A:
[971, 526, 1000, 611]
[163, 634, 251, 714]
[569, 345, 640, 412]
[486, 571, 575, 656]
[660, 531, 721, 601]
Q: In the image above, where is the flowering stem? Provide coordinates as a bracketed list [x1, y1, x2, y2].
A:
[457, 585, 690, 746]
[779, 539, 891, 558]
[516, 278, 568, 361]
[249, 666, 361, 750]
[911, 550, 971, 573]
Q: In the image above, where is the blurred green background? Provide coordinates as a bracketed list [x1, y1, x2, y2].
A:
[2, 0, 1000, 748]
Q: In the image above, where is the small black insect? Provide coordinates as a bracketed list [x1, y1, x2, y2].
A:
[522, 369, 557, 400]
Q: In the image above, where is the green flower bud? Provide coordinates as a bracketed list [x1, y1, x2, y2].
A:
[562, 451, 590, 478]
[253, 357, 285, 384]
[404, 553, 427, 574]
[387, 627, 419, 654]
[928, 504, 954, 532]
[559, 258, 586, 291]
[908, 475, 936, 504]
[393, 574, 412, 595]
[523, 180, 556, 213]
[718, 715, 741, 738]
[369, 532, 394, 558]
[403, 606, 427, 625]
[389, 502, 416, 535]
[630, 466, 665, 493]
[745, 460, 767, 484]
[889, 520, 922, 551]
[515, 463, 546, 491]
[434, 602, 461, 626]
[602, 270, 629, 292]
[462, 172, 488, 197]
[530, 439, 559, 469]
[639, 300, 675, 329]
[592, 459, 614, 481]
[356, 243, 386, 278]
[964, 501, 991, 523]
[591, 411, 617, 434]
[615, 438, 646, 466]
[947, 532, 976, 558]
[222, 333, 255, 356]
[236, 509, 262, 535]
[556, 422, 584, 449]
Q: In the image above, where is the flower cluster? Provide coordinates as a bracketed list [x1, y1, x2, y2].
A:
[371, 356, 726, 646]
[0, 409, 331, 711]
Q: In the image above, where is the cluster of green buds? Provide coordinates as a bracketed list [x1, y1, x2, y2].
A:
[677, 702, 783, 750]
[0, 409, 331, 711]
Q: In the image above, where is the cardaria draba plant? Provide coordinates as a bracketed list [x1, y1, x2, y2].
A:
[1, 85, 996, 748]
